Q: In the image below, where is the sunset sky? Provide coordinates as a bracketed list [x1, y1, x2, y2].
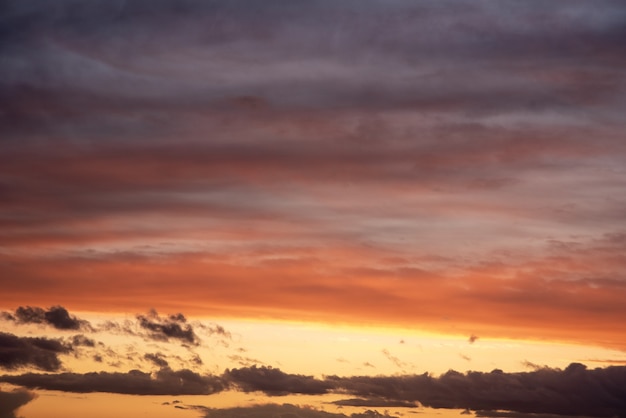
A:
[1, 1, 626, 418]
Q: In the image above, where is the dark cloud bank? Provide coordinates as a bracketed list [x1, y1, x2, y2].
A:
[2, 364, 626, 417]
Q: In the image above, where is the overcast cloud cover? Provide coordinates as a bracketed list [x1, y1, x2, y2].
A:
[1, 1, 626, 417]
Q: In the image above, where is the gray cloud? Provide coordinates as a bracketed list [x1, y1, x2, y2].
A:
[144, 352, 169, 368]
[0, 332, 71, 371]
[1, 361, 625, 417]
[2, 306, 90, 331]
[329, 363, 626, 417]
[0, 388, 36, 418]
[223, 366, 334, 396]
[136, 310, 198, 345]
[201, 404, 349, 418]
[330, 398, 417, 408]
[0, 367, 223, 395]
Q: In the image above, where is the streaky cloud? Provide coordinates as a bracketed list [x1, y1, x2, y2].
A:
[0, 367, 223, 396]
[224, 365, 334, 396]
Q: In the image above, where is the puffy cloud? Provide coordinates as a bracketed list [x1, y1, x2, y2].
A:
[0, 388, 36, 418]
[329, 363, 626, 417]
[3, 306, 90, 331]
[223, 366, 334, 396]
[0, 332, 71, 371]
[68, 335, 96, 348]
[0, 367, 223, 395]
[144, 353, 169, 368]
[1, 361, 625, 416]
[330, 399, 417, 408]
[201, 404, 349, 418]
[136, 310, 198, 345]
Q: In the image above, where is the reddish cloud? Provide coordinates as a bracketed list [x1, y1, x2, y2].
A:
[1, 0, 626, 357]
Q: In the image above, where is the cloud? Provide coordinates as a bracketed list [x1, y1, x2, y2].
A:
[201, 404, 349, 418]
[330, 399, 417, 408]
[136, 310, 198, 345]
[1, 0, 626, 361]
[68, 335, 96, 348]
[0, 367, 223, 395]
[0, 332, 71, 371]
[1, 361, 625, 417]
[0, 388, 36, 418]
[144, 353, 169, 368]
[223, 366, 334, 396]
[3, 306, 90, 331]
[200, 404, 399, 418]
[328, 363, 626, 417]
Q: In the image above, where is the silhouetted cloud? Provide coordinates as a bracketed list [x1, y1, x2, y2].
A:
[0, 332, 71, 371]
[2, 360, 625, 417]
[0, 367, 223, 395]
[136, 310, 198, 345]
[330, 398, 417, 408]
[3, 306, 90, 331]
[223, 366, 333, 396]
[201, 404, 349, 418]
[0, 388, 36, 418]
[69, 335, 96, 348]
[144, 353, 169, 368]
[329, 363, 626, 417]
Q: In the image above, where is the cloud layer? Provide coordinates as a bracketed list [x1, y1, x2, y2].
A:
[2, 363, 625, 417]
[1, 0, 625, 362]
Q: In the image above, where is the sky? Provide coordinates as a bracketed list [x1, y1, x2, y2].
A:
[1, 1, 626, 417]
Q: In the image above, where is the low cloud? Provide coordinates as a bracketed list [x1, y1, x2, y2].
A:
[330, 398, 417, 408]
[144, 353, 169, 368]
[329, 363, 626, 417]
[201, 404, 349, 418]
[0, 388, 36, 418]
[137, 310, 199, 345]
[0, 367, 223, 395]
[224, 366, 334, 396]
[2, 362, 624, 416]
[69, 335, 96, 348]
[2, 306, 90, 331]
[0, 332, 71, 371]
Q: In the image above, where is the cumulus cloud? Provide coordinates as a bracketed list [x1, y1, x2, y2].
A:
[328, 363, 626, 417]
[0, 388, 36, 418]
[223, 366, 334, 396]
[201, 404, 349, 418]
[0, 332, 71, 371]
[144, 352, 169, 368]
[2, 306, 90, 331]
[1, 361, 625, 416]
[136, 310, 199, 345]
[0, 367, 223, 395]
[68, 335, 96, 348]
[330, 399, 417, 408]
